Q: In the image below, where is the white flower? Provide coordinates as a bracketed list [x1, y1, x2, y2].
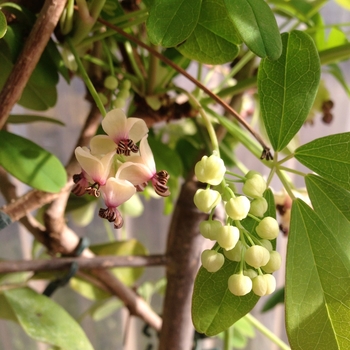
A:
[117, 136, 170, 196]
[225, 196, 250, 220]
[195, 152, 226, 185]
[91, 108, 149, 155]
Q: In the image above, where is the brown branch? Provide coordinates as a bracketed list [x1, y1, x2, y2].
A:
[0, 0, 67, 130]
[0, 254, 166, 273]
[158, 179, 208, 350]
[97, 17, 272, 159]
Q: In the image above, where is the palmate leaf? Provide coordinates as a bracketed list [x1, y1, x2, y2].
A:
[286, 199, 350, 350]
[192, 190, 275, 336]
[177, 0, 240, 64]
[224, 0, 282, 60]
[295, 132, 350, 191]
[2, 287, 94, 350]
[305, 174, 350, 254]
[258, 30, 320, 151]
[0, 131, 66, 193]
[146, 0, 202, 47]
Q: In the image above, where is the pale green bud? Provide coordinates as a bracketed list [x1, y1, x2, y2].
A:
[249, 197, 268, 217]
[252, 275, 267, 296]
[104, 76, 119, 90]
[194, 189, 221, 213]
[217, 225, 240, 250]
[98, 92, 108, 106]
[112, 97, 125, 108]
[224, 241, 245, 261]
[199, 220, 222, 240]
[245, 170, 261, 179]
[195, 152, 226, 186]
[256, 216, 280, 240]
[120, 79, 131, 90]
[225, 196, 250, 220]
[263, 274, 277, 295]
[118, 89, 130, 100]
[243, 174, 266, 198]
[245, 245, 270, 268]
[243, 268, 258, 279]
[262, 251, 282, 273]
[228, 274, 252, 296]
[260, 239, 273, 252]
[201, 250, 224, 273]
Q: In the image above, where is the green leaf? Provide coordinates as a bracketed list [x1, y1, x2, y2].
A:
[147, 0, 202, 47]
[192, 190, 275, 335]
[295, 132, 350, 191]
[0, 10, 7, 38]
[326, 63, 350, 96]
[3, 287, 94, 350]
[70, 276, 112, 301]
[148, 136, 183, 177]
[305, 174, 350, 253]
[224, 0, 282, 60]
[90, 239, 148, 286]
[258, 30, 321, 151]
[286, 199, 350, 350]
[335, 0, 350, 10]
[177, 0, 240, 64]
[8, 114, 65, 126]
[261, 287, 284, 312]
[0, 131, 66, 193]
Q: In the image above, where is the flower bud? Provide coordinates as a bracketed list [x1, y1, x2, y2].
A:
[104, 76, 119, 90]
[199, 220, 222, 240]
[201, 250, 225, 273]
[252, 275, 267, 296]
[243, 268, 258, 279]
[263, 274, 276, 295]
[256, 217, 280, 240]
[262, 251, 282, 273]
[194, 189, 221, 213]
[243, 173, 266, 198]
[217, 225, 240, 250]
[225, 196, 250, 221]
[224, 241, 245, 261]
[249, 197, 268, 217]
[228, 274, 252, 296]
[260, 239, 273, 252]
[244, 245, 270, 268]
[195, 152, 226, 186]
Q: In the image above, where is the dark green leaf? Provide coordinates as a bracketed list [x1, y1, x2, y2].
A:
[224, 0, 282, 60]
[3, 287, 94, 349]
[258, 30, 321, 151]
[8, 114, 65, 126]
[0, 131, 66, 193]
[192, 190, 275, 335]
[0, 211, 12, 230]
[261, 287, 284, 312]
[306, 174, 350, 253]
[147, 0, 202, 47]
[295, 132, 350, 191]
[0, 10, 7, 38]
[177, 0, 240, 64]
[148, 136, 183, 177]
[286, 199, 350, 349]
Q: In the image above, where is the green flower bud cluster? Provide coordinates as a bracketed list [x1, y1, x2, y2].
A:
[193, 160, 281, 297]
[102, 76, 132, 109]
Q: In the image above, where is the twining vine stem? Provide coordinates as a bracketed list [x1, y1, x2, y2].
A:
[97, 17, 273, 160]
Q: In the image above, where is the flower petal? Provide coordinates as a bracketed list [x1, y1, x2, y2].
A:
[75, 147, 104, 183]
[139, 136, 156, 173]
[100, 177, 136, 207]
[126, 118, 149, 143]
[102, 109, 127, 142]
[90, 135, 116, 155]
[117, 162, 153, 185]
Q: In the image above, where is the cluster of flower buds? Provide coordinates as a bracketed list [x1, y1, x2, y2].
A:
[100, 77, 132, 109]
[194, 153, 281, 297]
[72, 108, 170, 229]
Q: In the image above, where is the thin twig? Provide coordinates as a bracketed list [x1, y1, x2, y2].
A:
[0, 0, 67, 129]
[97, 17, 272, 159]
[0, 255, 167, 273]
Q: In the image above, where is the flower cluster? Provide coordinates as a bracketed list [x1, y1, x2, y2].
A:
[194, 153, 281, 297]
[72, 108, 170, 228]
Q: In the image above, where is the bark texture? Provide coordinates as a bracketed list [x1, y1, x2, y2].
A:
[158, 179, 207, 350]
